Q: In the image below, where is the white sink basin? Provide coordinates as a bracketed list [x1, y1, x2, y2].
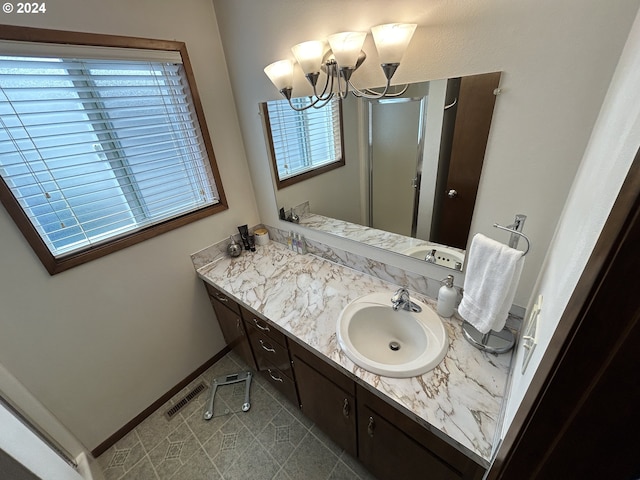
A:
[402, 245, 465, 270]
[336, 292, 449, 378]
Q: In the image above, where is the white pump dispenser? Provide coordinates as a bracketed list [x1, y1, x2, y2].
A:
[437, 275, 457, 318]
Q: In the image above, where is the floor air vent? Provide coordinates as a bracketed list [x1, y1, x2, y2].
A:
[165, 382, 207, 420]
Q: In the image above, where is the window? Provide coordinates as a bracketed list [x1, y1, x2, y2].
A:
[0, 27, 227, 274]
[261, 96, 344, 189]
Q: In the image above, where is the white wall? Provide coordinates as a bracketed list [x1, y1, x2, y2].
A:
[0, 0, 259, 450]
[502, 7, 640, 437]
[212, 0, 640, 307]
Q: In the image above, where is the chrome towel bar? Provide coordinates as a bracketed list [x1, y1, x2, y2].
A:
[493, 214, 531, 255]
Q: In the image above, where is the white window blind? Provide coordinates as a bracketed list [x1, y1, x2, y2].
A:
[0, 53, 220, 257]
[265, 97, 342, 180]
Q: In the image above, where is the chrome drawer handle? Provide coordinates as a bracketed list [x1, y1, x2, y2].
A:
[252, 318, 270, 332]
[267, 369, 283, 383]
[259, 339, 276, 353]
[367, 416, 375, 437]
[342, 398, 350, 418]
[214, 294, 228, 303]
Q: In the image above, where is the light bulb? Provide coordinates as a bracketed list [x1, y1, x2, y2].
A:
[371, 23, 417, 64]
[327, 31, 367, 69]
[264, 59, 294, 91]
[292, 40, 325, 75]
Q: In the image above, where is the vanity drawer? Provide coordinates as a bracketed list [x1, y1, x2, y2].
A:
[261, 364, 298, 406]
[241, 306, 286, 345]
[247, 326, 292, 375]
[204, 282, 240, 315]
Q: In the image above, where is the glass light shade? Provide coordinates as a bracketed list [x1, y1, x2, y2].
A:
[327, 31, 367, 68]
[291, 40, 325, 75]
[371, 23, 417, 64]
[264, 60, 294, 90]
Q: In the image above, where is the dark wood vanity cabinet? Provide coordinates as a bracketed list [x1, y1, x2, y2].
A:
[288, 339, 484, 480]
[357, 385, 485, 480]
[204, 282, 257, 370]
[289, 341, 358, 457]
[202, 280, 484, 479]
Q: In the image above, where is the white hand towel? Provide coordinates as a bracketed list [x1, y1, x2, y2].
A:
[458, 233, 525, 334]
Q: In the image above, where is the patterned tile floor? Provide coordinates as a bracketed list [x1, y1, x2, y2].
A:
[97, 352, 377, 479]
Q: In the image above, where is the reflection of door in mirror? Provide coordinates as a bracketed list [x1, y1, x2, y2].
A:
[431, 72, 502, 249]
[369, 97, 426, 237]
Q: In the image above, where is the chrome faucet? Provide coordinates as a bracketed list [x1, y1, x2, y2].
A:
[391, 287, 422, 313]
[424, 249, 437, 264]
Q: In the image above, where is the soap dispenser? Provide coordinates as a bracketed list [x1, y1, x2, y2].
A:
[437, 275, 456, 318]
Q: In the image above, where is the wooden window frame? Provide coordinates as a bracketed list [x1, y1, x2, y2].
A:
[260, 99, 346, 190]
[0, 25, 227, 275]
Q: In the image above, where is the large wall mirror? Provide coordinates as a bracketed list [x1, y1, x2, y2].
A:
[261, 71, 501, 271]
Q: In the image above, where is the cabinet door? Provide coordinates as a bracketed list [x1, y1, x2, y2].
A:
[208, 294, 257, 370]
[290, 343, 357, 457]
[357, 385, 483, 480]
[359, 402, 462, 479]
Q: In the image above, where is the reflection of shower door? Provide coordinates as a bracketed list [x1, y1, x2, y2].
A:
[368, 97, 425, 237]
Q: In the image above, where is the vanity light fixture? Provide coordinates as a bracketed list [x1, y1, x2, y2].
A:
[264, 23, 417, 111]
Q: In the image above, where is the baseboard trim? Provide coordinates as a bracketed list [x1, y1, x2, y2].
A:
[91, 346, 230, 458]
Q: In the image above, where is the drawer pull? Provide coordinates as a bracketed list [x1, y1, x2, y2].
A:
[214, 294, 228, 303]
[259, 339, 276, 353]
[367, 416, 375, 437]
[252, 318, 270, 332]
[342, 398, 350, 418]
[267, 369, 283, 383]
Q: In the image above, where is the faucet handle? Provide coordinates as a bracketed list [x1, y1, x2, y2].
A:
[391, 286, 411, 307]
[391, 289, 400, 302]
[390, 286, 422, 313]
[391, 286, 408, 299]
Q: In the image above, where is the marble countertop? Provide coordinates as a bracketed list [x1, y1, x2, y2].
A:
[195, 241, 511, 465]
[299, 212, 465, 255]
[299, 212, 425, 251]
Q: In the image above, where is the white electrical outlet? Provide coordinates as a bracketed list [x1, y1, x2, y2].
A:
[522, 295, 542, 374]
